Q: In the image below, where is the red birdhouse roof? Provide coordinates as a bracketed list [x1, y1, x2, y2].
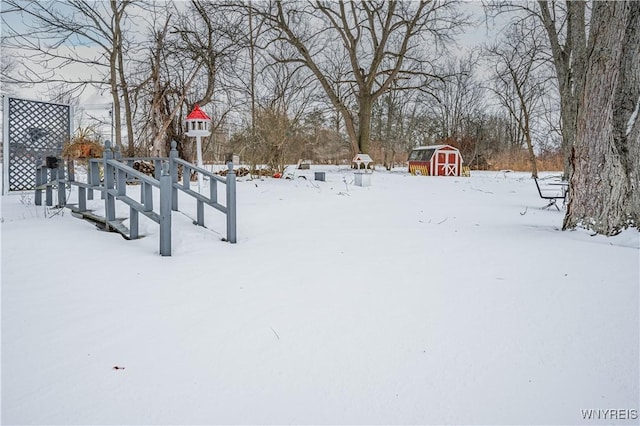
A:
[186, 104, 211, 121]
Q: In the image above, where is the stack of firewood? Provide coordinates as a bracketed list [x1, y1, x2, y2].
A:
[132, 161, 186, 180]
[132, 162, 284, 180]
[217, 167, 277, 177]
[218, 167, 249, 177]
[133, 160, 155, 176]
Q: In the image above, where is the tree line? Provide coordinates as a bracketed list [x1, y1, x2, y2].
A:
[1, 0, 638, 235]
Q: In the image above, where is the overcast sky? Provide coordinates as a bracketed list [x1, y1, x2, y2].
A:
[1, 1, 507, 141]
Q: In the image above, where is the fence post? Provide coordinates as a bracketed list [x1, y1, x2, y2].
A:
[197, 200, 204, 227]
[45, 167, 53, 206]
[159, 162, 172, 256]
[170, 141, 178, 211]
[225, 162, 237, 243]
[35, 156, 43, 206]
[88, 159, 100, 200]
[143, 182, 153, 211]
[104, 141, 116, 223]
[116, 168, 126, 196]
[67, 158, 82, 209]
[183, 165, 191, 190]
[154, 159, 162, 180]
[130, 208, 139, 239]
[55, 164, 66, 207]
[114, 145, 123, 188]
[67, 158, 75, 182]
[78, 186, 87, 212]
[210, 179, 217, 204]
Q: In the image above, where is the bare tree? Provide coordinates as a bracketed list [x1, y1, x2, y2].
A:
[235, 39, 317, 171]
[484, 21, 552, 178]
[1, 0, 140, 155]
[487, 1, 588, 179]
[563, 1, 640, 235]
[248, 0, 466, 155]
[0, 55, 19, 96]
[139, 7, 203, 158]
[423, 53, 485, 141]
[371, 86, 424, 170]
[245, 0, 270, 132]
[133, 0, 243, 161]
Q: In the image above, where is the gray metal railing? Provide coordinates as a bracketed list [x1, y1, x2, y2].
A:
[34, 140, 237, 256]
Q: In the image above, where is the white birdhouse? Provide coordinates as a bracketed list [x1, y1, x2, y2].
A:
[352, 153, 373, 187]
[352, 153, 373, 170]
[185, 104, 211, 137]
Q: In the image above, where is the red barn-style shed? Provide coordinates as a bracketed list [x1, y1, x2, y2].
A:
[408, 145, 463, 176]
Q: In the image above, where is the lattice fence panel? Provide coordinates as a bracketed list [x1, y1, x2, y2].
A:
[6, 97, 71, 191]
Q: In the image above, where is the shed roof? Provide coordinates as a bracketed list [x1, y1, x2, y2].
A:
[411, 144, 459, 151]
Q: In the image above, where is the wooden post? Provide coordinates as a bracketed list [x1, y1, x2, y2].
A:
[197, 200, 204, 226]
[78, 186, 86, 212]
[45, 168, 53, 207]
[226, 162, 237, 243]
[170, 141, 178, 211]
[143, 182, 153, 211]
[104, 141, 116, 223]
[154, 159, 162, 180]
[117, 168, 126, 196]
[57, 166, 66, 207]
[88, 159, 100, 200]
[35, 156, 43, 206]
[130, 208, 139, 240]
[159, 162, 172, 256]
[183, 165, 191, 190]
[210, 179, 217, 204]
[67, 158, 75, 182]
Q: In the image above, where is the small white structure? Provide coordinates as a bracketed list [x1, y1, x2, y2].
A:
[185, 104, 211, 192]
[352, 153, 373, 187]
[352, 153, 373, 170]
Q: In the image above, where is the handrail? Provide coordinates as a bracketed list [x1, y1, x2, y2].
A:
[106, 159, 159, 187]
[168, 141, 237, 243]
[172, 157, 227, 183]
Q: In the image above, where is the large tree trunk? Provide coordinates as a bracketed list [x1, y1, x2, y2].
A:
[358, 96, 372, 154]
[109, 49, 122, 150]
[563, 1, 640, 235]
[524, 129, 538, 179]
[110, 0, 136, 157]
[118, 62, 135, 157]
[538, 1, 587, 181]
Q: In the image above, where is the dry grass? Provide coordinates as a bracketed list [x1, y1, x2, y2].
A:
[488, 150, 564, 172]
[62, 139, 104, 159]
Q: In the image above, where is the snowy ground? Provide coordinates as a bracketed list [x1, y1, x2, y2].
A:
[1, 167, 639, 425]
